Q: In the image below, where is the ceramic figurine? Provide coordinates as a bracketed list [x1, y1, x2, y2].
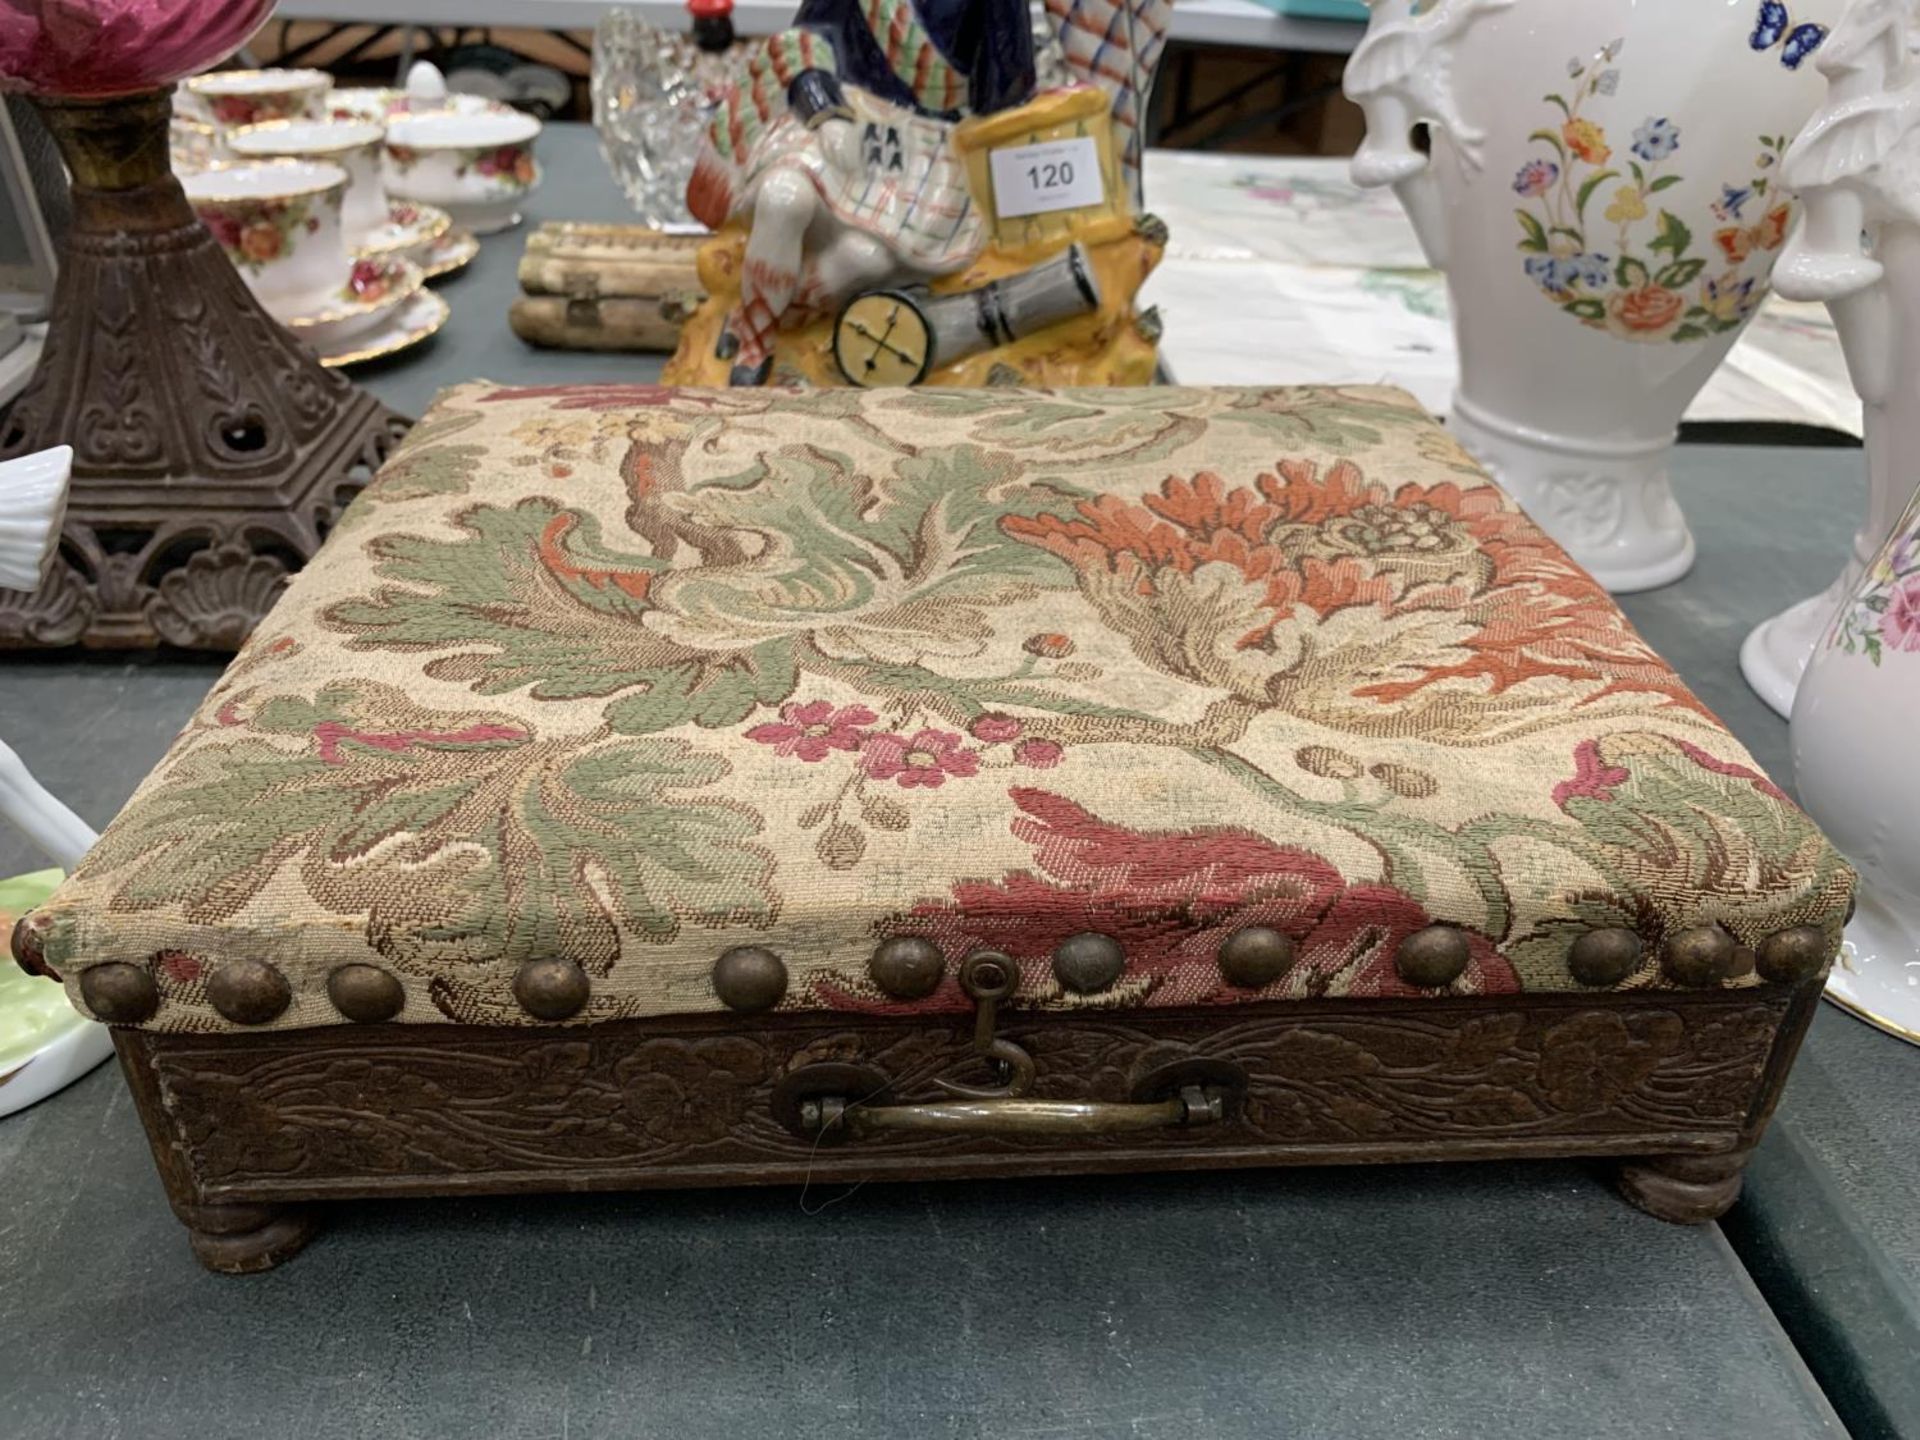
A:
[1347, 0, 1841, 592]
[663, 0, 1171, 387]
[1744, 0, 1920, 715]
[0, 445, 111, 1116]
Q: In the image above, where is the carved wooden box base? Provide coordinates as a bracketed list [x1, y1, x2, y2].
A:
[112, 982, 1820, 1273]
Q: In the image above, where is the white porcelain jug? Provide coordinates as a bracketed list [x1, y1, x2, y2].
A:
[1348, 0, 1841, 591]
[1744, 0, 1920, 715]
[1793, 474, 1920, 1041]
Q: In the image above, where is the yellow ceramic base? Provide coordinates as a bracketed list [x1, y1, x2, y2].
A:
[664, 218, 1164, 389]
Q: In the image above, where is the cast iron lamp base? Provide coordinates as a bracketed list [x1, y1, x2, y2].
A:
[0, 89, 409, 649]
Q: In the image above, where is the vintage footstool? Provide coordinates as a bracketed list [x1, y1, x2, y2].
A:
[14, 383, 1852, 1272]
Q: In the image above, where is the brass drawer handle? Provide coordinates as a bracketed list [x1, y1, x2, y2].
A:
[800, 1083, 1224, 1140]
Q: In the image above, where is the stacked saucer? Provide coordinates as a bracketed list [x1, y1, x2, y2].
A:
[183, 160, 444, 367]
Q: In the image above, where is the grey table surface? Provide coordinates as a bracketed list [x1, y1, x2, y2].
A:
[0, 125, 1905, 1439]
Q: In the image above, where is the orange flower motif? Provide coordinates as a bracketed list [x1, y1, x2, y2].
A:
[1714, 204, 1791, 264]
[1608, 283, 1684, 337]
[1562, 118, 1610, 165]
[1002, 457, 1709, 715]
[239, 220, 282, 262]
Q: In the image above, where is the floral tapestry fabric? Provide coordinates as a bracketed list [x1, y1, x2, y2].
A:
[38, 383, 1852, 1031]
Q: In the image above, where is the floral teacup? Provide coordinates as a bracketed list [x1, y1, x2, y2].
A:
[184, 160, 350, 317]
[185, 68, 330, 130]
[169, 115, 222, 175]
[384, 109, 542, 235]
[228, 119, 389, 245]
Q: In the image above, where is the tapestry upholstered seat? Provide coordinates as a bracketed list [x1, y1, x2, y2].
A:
[18, 383, 1851, 1271]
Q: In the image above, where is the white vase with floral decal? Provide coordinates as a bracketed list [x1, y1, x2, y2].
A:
[1794, 475, 1920, 1042]
[1744, 0, 1920, 716]
[1346, 0, 1841, 592]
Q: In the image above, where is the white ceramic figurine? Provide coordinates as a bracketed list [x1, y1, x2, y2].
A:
[0, 445, 113, 1116]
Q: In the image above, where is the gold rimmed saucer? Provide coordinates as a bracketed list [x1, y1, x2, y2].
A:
[356, 202, 454, 262]
[319, 289, 451, 367]
[423, 230, 480, 280]
[281, 255, 425, 337]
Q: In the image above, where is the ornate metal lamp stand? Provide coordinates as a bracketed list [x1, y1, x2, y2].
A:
[0, 89, 408, 649]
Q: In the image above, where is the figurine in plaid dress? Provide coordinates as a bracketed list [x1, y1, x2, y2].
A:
[687, 0, 1035, 385]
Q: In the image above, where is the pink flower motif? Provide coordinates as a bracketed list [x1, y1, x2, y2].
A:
[1552, 738, 1632, 810]
[1884, 575, 1920, 653]
[746, 700, 877, 762]
[969, 713, 1023, 743]
[863, 728, 979, 789]
[1014, 738, 1063, 769]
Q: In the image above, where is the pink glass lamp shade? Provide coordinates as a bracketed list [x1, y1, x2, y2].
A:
[0, 0, 270, 98]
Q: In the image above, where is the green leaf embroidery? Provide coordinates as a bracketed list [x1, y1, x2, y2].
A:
[1516, 209, 1549, 253]
[1575, 168, 1620, 219]
[1563, 298, 1606, 322]
[1654, 258, 1706, 288]
[1647, 174, 1683, 193]
[65, 682, 777, 964]
[1528, 127, 1567, 159]
[1650, 209, 1692, 257]
[1615, 256, 1650, 288]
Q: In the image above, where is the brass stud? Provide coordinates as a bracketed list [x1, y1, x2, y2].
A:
[868, 937, 944, 1000]
[513, 957, 590, 1021]
[712, 946, 787, 1012]
[1052, 932, 1124, 993]
[79, 962, 159, 1025]
[1395, 925, 1470, 988]
[1217, 927, 1295, 989]
[327, 963, 405, 1023]
[1663, 925, 1736, 987]
[1756, 925, 1829, 985]
[1568, 928, 1642, 988]
[206, 958, 292, 1025]
[10, 912, 51, 979]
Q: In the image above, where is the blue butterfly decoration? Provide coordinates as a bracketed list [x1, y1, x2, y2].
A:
[1750, 0, 1829, 69]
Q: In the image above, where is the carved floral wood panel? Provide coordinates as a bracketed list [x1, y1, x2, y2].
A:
[140, 998, 1785, 1192]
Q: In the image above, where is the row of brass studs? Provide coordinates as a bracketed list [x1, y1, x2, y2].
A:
[61, 921, 1834, 1027]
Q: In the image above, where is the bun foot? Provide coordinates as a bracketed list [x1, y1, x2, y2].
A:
[179, 1201, 320, 1274]
[1616, 1150, 1750, 1224]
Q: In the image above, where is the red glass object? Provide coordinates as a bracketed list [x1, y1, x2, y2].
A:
[0, 0, 272, 98]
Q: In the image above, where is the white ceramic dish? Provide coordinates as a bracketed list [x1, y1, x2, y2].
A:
[422, 229, 481, 280]
[318, 287, 452, 367]
[356, 201, 453, 264]
[185, 67, 330, 129]
[385, 109, 542, 236]
[184, 159, 350, 315]
[282, 255, 424, 349]
[227, 118, 390, 244]
[328, 86, 513, 124]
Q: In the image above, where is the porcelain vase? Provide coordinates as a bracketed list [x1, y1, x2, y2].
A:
[1346, 0, 1841, 592]
[1794, 473, 1920, 1043]
[1743, 0, 1920, 716]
